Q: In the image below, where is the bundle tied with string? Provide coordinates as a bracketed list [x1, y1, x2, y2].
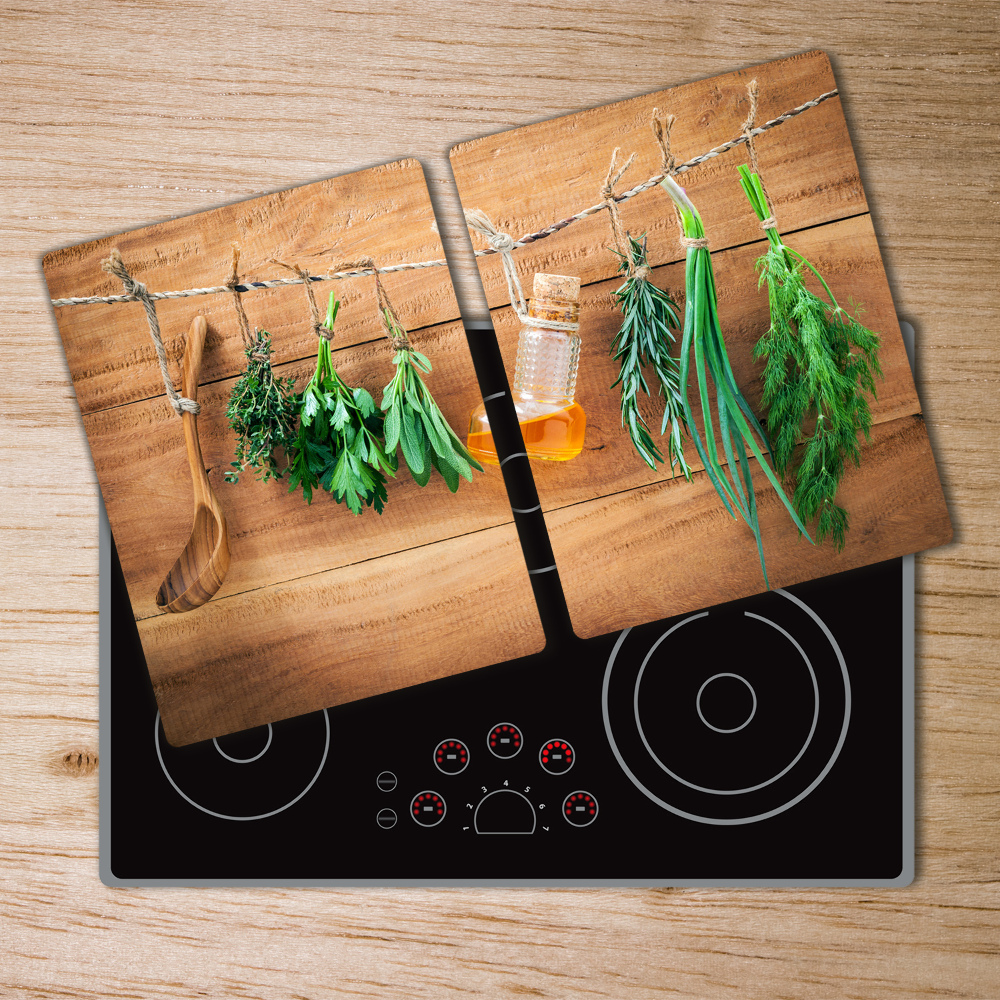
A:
[283, 255, 395, 512]
[366, 254, 485, 493]
[224, 245, 298, 484]
[735, 79, 883, 550]
[602, 141, 690, 476]
[657, 100, 814, 588]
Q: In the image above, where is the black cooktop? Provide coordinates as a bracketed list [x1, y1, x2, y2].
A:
[101, 321, 915, 887]
[103, 522, 912, 886]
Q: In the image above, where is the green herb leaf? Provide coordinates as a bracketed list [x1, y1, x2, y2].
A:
[380, 344, 482, 490]
[225, 331, 298, 484]
[738, 164, 883, 549]
[609, 234, 691, 477]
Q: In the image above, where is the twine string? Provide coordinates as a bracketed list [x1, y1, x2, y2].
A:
[464, 208, 528, 319]
[226, 243, 256, 350]
[600, 147, 637, 271]
[271, 260, 328, 340]
[743, 79, 778, 231]
[651, 106, 687, 242]
[56, 89, 839, 312]
[99, 249, 200, 416]
[359, 256, 411, 350]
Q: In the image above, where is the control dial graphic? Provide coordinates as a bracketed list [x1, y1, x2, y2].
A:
[563, 791, 599, 827]
[434, 738, 470, 774]
[410, 790, 446, 827]
[473, 789, 536, 834]
[488, 722, 522, 759]
[539, 739, 574, 775]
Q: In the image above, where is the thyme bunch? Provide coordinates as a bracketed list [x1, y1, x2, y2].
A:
[660, 175, 811, 586]
[379, 308, 484, 493]
[286, 294, 396, 512]
[225, 332, 298, 484]
[610, 234, 691, 476]
[737, 165, 883, 549]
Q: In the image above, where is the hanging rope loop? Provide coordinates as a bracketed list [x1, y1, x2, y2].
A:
[359, 256, 411, 350]
[600, 147, 637, 272]
[464, 208, 527, 318]
[742, 79, 778, 230]
[271, 260, 329, 340]
[99, 249, 200, 416]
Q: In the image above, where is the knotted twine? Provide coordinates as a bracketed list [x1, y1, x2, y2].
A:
[358, 256, 411, 350]
[743, 79, 778, 231]
[225, 243, 256, 351]
[270, 259, 329, 340]
[650, 109, 710, 253]
[600, 148, 649, 279]
[464, 208, 528, 318]
[100, 249, 201, 416]
[462, 211, 580, 332]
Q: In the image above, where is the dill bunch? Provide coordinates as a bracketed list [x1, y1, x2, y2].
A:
[737, 164, 883, 549]
[286, 293, 396, 512]
[659, 175, 811, 587]
[609, 234, 692, 476]
[225, 331, 298, 484]
[379, 307, 484, 493]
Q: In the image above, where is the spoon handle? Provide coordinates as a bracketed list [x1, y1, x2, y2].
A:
[180, 316, 212, 508]
[181, 315, 208, 400]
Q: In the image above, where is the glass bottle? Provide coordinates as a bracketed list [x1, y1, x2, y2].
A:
[467, 273, 586, 464]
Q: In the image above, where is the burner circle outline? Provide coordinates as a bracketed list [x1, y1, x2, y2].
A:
[213, 724, 273, 763]
[154, 710, 331, 822]
[604, 589, 851, 825]
[695, 673, 758, 733]
[633, 611, 820, 796]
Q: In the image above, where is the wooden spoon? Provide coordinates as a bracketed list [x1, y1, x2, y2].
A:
[155, 315, 231, 613]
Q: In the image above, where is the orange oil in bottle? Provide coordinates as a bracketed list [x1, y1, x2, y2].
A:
[467, 402, 586, 465]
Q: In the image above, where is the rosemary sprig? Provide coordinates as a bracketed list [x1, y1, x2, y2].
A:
[224, 331, 298, 484]
[610, 234, 691, 476]
[286, 294, 396, 512]
[379, 308, 484, 492]
[660, 175, 811, 586]
[737, 164, 883, 549]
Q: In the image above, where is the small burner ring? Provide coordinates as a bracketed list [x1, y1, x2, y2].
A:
[696, 673, 757, 734]
[154, 710, 330, 822]
[213, 724, 273, 763]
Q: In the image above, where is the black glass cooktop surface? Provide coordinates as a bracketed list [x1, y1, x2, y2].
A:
[104, 527, 912, 886]
[101, 321, 914, 887]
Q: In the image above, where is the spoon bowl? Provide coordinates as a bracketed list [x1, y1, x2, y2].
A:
[155, 315, 231, 613]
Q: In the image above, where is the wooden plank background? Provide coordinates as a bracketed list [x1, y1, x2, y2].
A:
[451, 51, 951, 635]
[2, 2, 998, 997]
[42, 160, 545, 745]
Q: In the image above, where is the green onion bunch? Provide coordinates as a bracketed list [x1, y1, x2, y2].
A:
[659, 175, 811, 585]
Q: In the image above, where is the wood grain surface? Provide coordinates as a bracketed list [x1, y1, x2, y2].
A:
[42, 159, 544, 746]
[451, 51, 951, 633]
[2, 2, 998, 998]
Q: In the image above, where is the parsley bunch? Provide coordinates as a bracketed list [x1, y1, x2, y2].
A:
[738, 164, 883, 549]
[379, 309, 484, 493]
[225, 332, 298, 484]
[610, 234, 691, 476]
[286, 294, 396, 512]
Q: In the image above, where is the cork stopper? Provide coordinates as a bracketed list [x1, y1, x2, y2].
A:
[532, 273, 581, 302]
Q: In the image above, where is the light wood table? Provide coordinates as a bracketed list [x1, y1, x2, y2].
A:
[1, 3, 997, 996]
